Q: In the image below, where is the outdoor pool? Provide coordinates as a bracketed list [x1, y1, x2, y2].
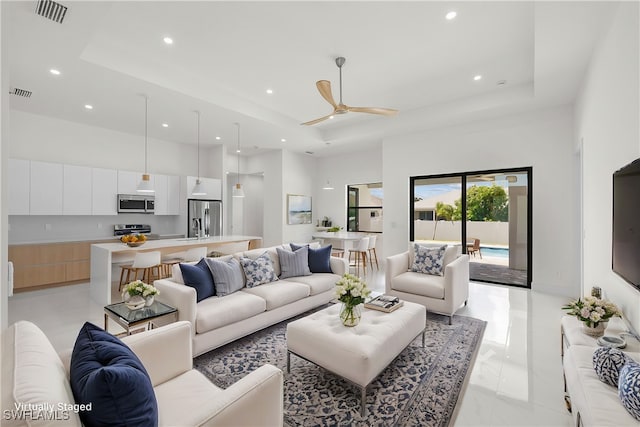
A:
[480, 247, 509, 258]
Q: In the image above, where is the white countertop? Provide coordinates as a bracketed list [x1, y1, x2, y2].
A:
[91, 235, 262, 253]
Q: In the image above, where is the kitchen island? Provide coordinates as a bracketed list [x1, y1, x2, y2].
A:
[90, 235, 262, 305]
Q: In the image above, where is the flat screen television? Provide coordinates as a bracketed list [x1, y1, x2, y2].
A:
[612, 157, 640, 291]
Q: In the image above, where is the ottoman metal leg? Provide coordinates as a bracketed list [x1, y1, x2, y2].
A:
[360, 386, 367, 416]
[422, 329, 426, 347]
[287, 351, 291, 373]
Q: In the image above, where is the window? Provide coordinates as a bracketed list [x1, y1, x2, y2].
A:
[347, 183, 382, 232]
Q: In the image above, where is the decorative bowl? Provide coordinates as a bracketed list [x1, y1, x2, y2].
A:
[124, 295, 146, 310]
[126, 242, 145, 247]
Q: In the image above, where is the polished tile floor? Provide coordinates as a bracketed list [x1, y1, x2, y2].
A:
[8, 267, 572, 426]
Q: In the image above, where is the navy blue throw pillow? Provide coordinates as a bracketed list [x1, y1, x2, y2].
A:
[290, 243, 333, 273]
[179, 258, 215, 302]
[70, 322, 158, 427]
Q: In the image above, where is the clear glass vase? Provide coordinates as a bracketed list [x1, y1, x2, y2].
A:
[340, 303, 362, 327]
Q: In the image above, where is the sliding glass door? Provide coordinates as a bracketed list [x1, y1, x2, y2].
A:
[410, 168, 531, 288]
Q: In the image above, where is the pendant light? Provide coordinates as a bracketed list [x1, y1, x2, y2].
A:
[232, 122, 245, 198]
[137, 94, 154, 193]
[191, 110, 206, 196]
[322, 180, 334, 190]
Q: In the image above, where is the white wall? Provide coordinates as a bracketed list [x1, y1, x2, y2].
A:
[246, 150, 282, 247]
[576, 2, 640, 331]
[282, 150, 316, 244]
[383, 106, 578, 297]
[1, 2, 9, 328]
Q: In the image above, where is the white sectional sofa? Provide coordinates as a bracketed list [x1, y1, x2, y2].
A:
[155, 244, 348, 356]
[1, 320, 283, 427]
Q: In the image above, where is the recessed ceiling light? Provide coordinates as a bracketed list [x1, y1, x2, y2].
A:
[84, 104, 93, 110]
[162, 123, 169, 128]
[163, 36, 173, 45]
[473, 75, 482, 81]
[236, 149, 241, 153]
[215, 136, 221, 140]
[281, 138, 286, 143]
[446, 11, 457, 20]
[329, 115, 334, 119]
[49, 69, 61, 75]
[266, 89, 273, 94]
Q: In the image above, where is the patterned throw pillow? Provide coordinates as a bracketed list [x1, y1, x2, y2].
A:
[410, 244, 447, 276]
[240, 251, 279, 288]
[593, 346, 629, 386]
[618, 361, 640, 420]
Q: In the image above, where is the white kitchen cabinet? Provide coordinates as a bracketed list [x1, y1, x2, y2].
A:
[63, 165, 92, 215]
[117, 170, 141, 195]
[167, 175, 180, 215]
[153, 174, 168, 215]
[92, 168, 118, 215]
[8, 158, 30, 215]
[186, 176, 222, 200]
[30, 161, 63, 215]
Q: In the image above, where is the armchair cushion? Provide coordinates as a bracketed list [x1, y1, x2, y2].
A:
[70, 322, 158, 427]
[411, 244, 447, 276]
[390, 271, 446, 299]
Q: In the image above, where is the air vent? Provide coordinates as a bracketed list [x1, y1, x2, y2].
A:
[305, 151, 314, 155]
[9, 87, 32, 98]
[35, 0, 68, 24]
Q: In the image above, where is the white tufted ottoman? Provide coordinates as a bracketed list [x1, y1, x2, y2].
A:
[286, 301, 427, 416]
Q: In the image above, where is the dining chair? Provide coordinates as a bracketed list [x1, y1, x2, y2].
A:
[348, 237, 370, 277]
[161, 246, 208, 278]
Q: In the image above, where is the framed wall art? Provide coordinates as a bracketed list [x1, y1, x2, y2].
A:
[287, 194, 312, 225]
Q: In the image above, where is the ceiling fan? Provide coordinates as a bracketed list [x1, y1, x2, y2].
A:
[302, 57, 399, 126]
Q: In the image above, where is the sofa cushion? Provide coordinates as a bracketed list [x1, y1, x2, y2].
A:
[205, 257, 245, 297]
[282, 273, 341, 295]
[411, 244, 447, 276]
[196, 292, 266, 333]
[180, 258, 215, 302]
[277, 246, 311, 279]
[290, 243, 333, 273]
[593, 346, 630, 386]
[70, 322, 158, 427]
[241, 281, 310, 310]
[391, 271, 446, 299]
[2, 321, 82, 427]
[619, 361, 640, 420]
[172, 255, 233, 284]
[240, 252, 279, 288]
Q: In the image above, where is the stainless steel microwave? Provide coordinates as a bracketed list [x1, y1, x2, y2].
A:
[117, 194, 155, 214]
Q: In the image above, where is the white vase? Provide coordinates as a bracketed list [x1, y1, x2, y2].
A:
[145, 295, 155, 307]
[582, 321, 607, 337]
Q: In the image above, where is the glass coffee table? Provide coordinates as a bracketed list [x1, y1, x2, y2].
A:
[104, 301, 178, 335]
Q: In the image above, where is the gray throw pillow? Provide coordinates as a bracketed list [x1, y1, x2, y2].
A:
[204, 257, 244, 296]
[277, 246, 311, 279]
[240, 252, 279, 288]
[411, 244, 447, 276]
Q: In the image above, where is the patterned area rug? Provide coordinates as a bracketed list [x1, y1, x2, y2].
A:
[194, 305, 486, 427]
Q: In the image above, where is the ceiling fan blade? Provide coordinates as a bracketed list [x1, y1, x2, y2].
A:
[347, 106, 399, 116]
[316, 80, 338, 108]
[301, 113, 334, 126]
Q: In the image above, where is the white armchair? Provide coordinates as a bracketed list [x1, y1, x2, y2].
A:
[2, 320, 284, 427]
[385, 245, 469, 324]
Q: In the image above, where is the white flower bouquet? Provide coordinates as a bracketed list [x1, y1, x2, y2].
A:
[335, 273, 371, 306]
[562, 296, 621, 327]
[122, 280, 159, 298]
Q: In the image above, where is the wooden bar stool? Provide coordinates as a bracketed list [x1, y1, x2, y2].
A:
[367, 235, 379, 270]
[119, 251, 162, 291]
[348, 237, 369, 277]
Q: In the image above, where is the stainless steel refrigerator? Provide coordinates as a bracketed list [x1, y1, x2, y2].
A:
[187, 199, 222, 238]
